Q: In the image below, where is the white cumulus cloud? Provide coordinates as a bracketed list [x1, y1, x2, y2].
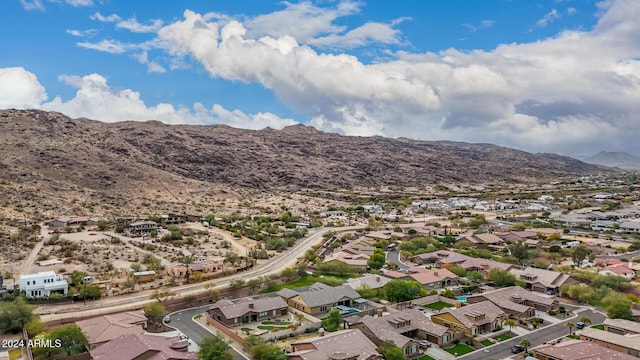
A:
[0, 67, 47, 108]
[0, 68, 296, 130]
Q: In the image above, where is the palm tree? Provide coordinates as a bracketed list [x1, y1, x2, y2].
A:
[579, 316, 592, 326]
[504, 319, 518, 332]
[566, 322, 576, 336]
[520, 338, 531, 353]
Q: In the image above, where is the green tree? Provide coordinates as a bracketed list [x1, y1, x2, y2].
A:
[79, 284, 101, 299]
[247, 277, 263, 294]
[579, 316, 592, 325]
[508, 241, 529, 265]
[504, 319, 518, 331]
[250, 343, 287, 360]
[376, 340, 406, 360]
[180, 255, 194, 284]
[322, 308, 342, 332]
[281, 267, 297, 281]
[383, 280, 424, 302]
[566, 322, 575, 336]
[0, 296, 37, 333]
[97, 220, 109, 231]
[606, 299, 634, 320]
[198, 335, 233, 360]
[225, 252, 240, 266]
[69, 270, 88, 287]
[52, 324, 88, 356]
[449, 266, 467, 277]
[144, 254, 162, 270]
[150, 288, 177, 303]
[571, 245, 592, 266]
[487, 268, 516, 287]
[205, 284, 220, 301]
[230, 279, 246, 289]
[520, 338, 531, 353]
[144, 303, 165, 318]
[368, 248, 386, 270]
[467, 270, 484, 283]
[441, 288, 455, 298]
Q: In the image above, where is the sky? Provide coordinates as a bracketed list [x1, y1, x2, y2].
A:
[0, 0, 639, 156]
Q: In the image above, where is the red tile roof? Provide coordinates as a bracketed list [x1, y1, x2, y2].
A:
[90, 334, 197, 360]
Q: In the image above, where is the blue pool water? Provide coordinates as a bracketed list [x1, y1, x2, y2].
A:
[456, 296, 467, 302]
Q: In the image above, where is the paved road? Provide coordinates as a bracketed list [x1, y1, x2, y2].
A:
[386, 248, 409, 270]
[166, 306, 249, 360]
[459, 308, 605, 360]
[598, 249, 640, 259]
[40, 225, 366, 320]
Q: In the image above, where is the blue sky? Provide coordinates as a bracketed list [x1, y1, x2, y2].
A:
[1, 0, 639, 156]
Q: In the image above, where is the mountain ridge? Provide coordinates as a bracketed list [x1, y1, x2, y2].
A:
[0, 109, 611, 194]
[583, 151, 640, 171]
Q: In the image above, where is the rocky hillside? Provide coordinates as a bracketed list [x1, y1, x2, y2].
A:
[583, 151, 640, 171]
[0, 109, 609, 194]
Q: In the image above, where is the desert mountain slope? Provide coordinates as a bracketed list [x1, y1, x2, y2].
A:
[0, 109, 609, 193]
[583, 151, 640, 171]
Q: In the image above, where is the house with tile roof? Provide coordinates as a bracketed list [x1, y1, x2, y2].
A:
[75, 311, 147, 348]
[532, 339, 637, 360]
[599, 263, 636, 279]
[603, 318, 640, 335]
[407, 268, 459, 289]
[466, 286, 557, 318]
[288, 329, 382, 360]
[352, 309, 454, 352]
[345, 275, 391, 290]
[579, 328, 640, 357]
[208, 296, 288, 327]
[508, 267, 576, 295]
[89, 333, 197, 360]
[412, 250, 472, 267]
[278, 283, 362, 316]
[458, 233, 504, 247]
[430, 301, 507, 337]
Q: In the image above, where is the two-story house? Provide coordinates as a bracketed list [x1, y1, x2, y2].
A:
[430, 301, 507, 338]
[19, 271, 68, 298]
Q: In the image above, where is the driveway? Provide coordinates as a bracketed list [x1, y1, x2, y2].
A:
[458, 308, 605, 360]
[166, 305, 249, 360]
[386, 248, 409, 270]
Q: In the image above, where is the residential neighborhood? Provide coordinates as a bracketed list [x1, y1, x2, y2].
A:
[2, 174, 640, 360]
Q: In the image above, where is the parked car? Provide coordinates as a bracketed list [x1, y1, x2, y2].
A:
[163, 316, 171, 323]
[576, 322, 586, 329]
[418, 340, 432, 348]
[511, 345, 524, 354]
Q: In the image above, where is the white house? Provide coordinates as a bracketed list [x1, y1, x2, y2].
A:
[19, 271, 68, 298]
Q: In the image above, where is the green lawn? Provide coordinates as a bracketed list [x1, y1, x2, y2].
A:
[240, 327, 252, 333]
[416, 355, 436, 360]
[425, 301, 454, 310]
[316, 272, 360, 279]
[262, 321, 291, 325]
[567, 335, 580, 339]
[480, 339, 493, 346]
[444, 344, 475, 356]
[257, 325, 287, 330]
[260, 273, 360, 293]
[591, 324, 604, 330]
[494, 334, 513, 341]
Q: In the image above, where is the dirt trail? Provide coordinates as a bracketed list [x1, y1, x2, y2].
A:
[21, 224, 49, 274]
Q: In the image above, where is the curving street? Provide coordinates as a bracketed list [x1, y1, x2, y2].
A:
[40, 225, 365, 321]
[458, 306, 606, 360]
